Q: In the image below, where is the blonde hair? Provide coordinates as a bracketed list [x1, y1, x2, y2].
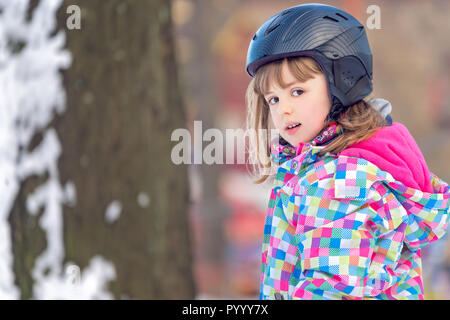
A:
[245, 57, 386, 184]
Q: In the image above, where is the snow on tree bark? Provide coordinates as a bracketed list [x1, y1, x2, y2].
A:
[1, 0, 194, 299]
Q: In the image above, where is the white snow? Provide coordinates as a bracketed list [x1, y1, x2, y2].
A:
[137, 191, 150, 208]
[105, 200, 122, 224]
[0, 0, 116, 299]
[33, 256, 116, 300]
[63, 180, 77, 208]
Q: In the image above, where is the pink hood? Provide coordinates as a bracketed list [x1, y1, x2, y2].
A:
[338, 122, 433, 193]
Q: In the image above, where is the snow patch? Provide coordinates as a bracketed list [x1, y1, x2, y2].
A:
[105, 200, 122, 224]
[0, 0, 114, 299]
[137, 192, 150, 208]
[33, 255, 116, 300]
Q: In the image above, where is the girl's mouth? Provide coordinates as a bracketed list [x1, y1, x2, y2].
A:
[285, 123, 301, 135]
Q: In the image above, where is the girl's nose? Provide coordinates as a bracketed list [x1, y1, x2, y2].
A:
[279, 100, 293, 115]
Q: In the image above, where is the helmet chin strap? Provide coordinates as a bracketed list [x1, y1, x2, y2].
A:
[326, 96, 347, 122]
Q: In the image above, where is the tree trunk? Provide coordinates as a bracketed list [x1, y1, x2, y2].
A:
[10, 0, 195, 299]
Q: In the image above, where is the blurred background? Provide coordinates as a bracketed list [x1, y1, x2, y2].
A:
[0, 0, 448, 299]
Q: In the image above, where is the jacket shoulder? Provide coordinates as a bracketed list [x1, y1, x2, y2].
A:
[332, 155, 395, 199]
[275, 154, 392, 200]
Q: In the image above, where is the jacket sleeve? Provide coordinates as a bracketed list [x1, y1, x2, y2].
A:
[259, 186, 302, 300]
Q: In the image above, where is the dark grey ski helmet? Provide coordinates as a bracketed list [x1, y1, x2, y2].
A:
[246, 3, 373, 121]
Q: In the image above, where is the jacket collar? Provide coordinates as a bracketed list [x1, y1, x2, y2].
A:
[270, 121, 342, 166]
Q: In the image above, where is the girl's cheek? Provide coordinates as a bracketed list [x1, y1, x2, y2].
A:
[269, 113, 281, 130]
[270, 111, 280, 125]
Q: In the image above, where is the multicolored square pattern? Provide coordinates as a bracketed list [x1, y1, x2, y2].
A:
[260, 144, 450, 300]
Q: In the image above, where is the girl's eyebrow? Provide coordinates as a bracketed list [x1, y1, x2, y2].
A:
[265, 81, 305, 95]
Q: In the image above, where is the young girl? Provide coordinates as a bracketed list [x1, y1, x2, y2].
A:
[245, 3, 450, 300]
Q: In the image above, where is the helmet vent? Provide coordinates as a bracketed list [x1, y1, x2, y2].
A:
[265, 23, 280, 36]
[265, 10, 291, 37]
[335, 13, 348, 20]
[323, 15, 339, 22]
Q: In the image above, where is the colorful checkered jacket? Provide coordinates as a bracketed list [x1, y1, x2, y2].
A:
[260, 125, 450, 300]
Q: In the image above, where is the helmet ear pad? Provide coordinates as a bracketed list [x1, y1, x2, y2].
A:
[331, 55, 373, 104]
[324, 56, 373, 122]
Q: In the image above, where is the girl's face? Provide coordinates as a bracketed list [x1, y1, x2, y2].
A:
[264, 60, 331, 147]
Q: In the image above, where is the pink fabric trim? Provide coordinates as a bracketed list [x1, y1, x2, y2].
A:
[339, 122, 432, 193]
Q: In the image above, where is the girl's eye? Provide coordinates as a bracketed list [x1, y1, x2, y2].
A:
[292, 89, 304, 96]
[267, 97, 279, 105]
